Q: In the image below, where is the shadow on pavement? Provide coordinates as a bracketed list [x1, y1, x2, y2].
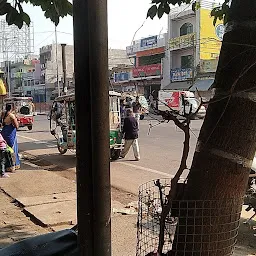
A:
[0, 224, 40, 249]
[18, 141, 59, 152]
[22, 152, 76, 173]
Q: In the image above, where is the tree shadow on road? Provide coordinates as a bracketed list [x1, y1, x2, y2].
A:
[22, 152, 76, 173]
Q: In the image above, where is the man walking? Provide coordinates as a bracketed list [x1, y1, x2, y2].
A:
[132, 96, 141, 122]
[120, 108, 140, 161]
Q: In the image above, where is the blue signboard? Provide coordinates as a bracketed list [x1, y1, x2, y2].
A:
[114, 72, 130, 83]
[170, 68, 193, 82]
[140, 36, 157, 48]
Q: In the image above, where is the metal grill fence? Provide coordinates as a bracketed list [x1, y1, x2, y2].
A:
[136, 180, 243, 256]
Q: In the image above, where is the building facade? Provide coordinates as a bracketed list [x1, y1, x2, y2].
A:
[40, 44, 74, 101]
[162, 0, 224, 99]
[0, 58, 40, 97]
[112, 34, 166, 99]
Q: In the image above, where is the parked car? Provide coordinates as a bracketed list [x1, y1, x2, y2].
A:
[158, 90, 206, 119]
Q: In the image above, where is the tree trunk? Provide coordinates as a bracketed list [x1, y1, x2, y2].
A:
[169, 0, 256, 255]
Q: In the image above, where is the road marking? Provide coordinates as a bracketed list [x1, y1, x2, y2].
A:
[46, 144, 57, 148]
[18, 134, 56, 146]
[117, 162, 173, 178]
[18, 134, 42, 142]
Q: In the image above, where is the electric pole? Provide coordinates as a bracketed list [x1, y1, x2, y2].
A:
[55, 26, 60, 96]
[73, 0, 111, 255]
[61, 43, 67, 95]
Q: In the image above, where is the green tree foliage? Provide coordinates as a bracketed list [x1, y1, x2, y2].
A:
[147, 0, 231, 25]
[0, 0, 72, 28]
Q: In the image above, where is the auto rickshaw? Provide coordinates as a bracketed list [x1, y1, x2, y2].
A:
[3, 97, 34, 130]
[49, 91, 123, 160]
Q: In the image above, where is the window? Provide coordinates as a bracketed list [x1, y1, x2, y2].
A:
[180, 23, 193, 36]
[181, 55, 193, 68]
[139, 53, 164, 66]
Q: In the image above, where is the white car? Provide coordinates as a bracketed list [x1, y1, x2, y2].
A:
[252, 155, 256, 172]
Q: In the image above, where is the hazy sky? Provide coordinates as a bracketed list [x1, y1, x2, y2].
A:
[23, 0, 168, 54]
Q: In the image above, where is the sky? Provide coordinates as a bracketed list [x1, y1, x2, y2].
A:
[22, 0, 168, 54]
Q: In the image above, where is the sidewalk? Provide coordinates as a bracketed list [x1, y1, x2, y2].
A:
[0, 164, 137, 256]
[0, 164, 255, 255]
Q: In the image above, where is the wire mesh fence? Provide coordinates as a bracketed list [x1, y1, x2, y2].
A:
[136, 179, 243, 256]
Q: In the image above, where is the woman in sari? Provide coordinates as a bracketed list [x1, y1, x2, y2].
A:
[1, 104, 20, 172]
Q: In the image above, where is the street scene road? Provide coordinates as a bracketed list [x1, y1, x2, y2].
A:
[17, 115, 202, 194]
[0, 114, 255, 256]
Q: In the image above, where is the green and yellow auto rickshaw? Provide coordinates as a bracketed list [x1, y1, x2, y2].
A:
[49, 91, 123, 160]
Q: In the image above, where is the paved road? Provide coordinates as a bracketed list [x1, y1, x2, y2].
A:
[17, 115, 203, 194]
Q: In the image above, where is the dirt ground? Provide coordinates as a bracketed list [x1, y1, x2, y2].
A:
[0, 189, 48, 250]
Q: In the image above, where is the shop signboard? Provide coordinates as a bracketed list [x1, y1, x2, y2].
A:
[126, 45, 135, 56]
[132, 64, 161, 78]
[114, 72, 130, 83]
[169, 33, 195, 50]
[200, 59, 218, 73]
[140, 36, 157, 48]
[170, 68, 193, 82]
[200, 8, 223, 59]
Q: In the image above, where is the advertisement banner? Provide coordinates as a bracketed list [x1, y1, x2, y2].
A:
[136, 47, 165, 57]
[159, 91, 180, 108]
[200, 8, 223, 60]
[169, 33, 195, 50]
[170, 68, 193, 82]
[114, 72, 130, 83]
[126, 45, 135, 56]
[215, 24, 225, 41]
[140, 36, 157, 48]
[132, 64, 161, 78]
[200, 59, 218, 73]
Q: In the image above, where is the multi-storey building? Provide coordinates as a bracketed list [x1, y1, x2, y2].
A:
[162, 0, 224, 99]
[3, 59, 39, 95]
[122, 34, 166, 99]
[40, 44, 74, 101]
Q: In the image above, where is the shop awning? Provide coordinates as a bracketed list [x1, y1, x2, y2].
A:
[162, 81, 192, 90]
[190, 79, 214, 92]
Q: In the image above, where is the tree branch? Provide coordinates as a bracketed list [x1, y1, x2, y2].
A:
[154, 108, 191, 253]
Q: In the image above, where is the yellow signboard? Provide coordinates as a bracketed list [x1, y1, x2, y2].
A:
[200, 8, 223, 60]
[0, 79, 7, 96]
[169, 33, 196, 50]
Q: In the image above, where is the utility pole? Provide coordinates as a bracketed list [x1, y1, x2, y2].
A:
[61, 44, 67, 94]
[7, 62, 11, 97]
[191, 34, 196, 88]
[6, 49, 11, 97]
[55, 26, 60, 96]
[73, 0, 111, 255]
